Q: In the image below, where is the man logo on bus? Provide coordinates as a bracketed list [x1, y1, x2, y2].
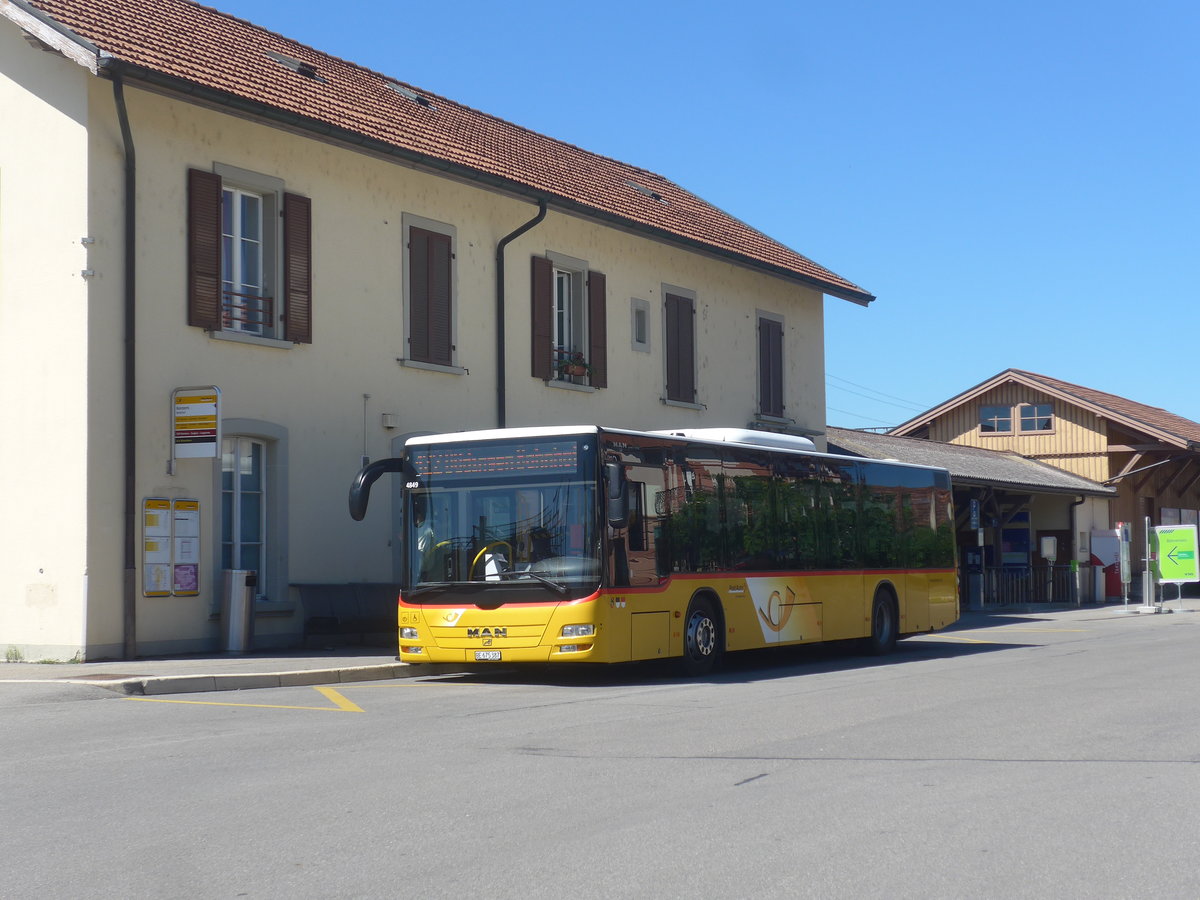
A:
[758, 586, 797, 633]
[467, 627, 507, 639]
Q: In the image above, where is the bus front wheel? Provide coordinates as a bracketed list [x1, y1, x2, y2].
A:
[865, 590, 898, 656]
[682, 597, 721, 676]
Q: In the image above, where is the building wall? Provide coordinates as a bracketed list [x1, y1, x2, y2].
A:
[3, 54, 829, 657]
[0, 24, 94, 661]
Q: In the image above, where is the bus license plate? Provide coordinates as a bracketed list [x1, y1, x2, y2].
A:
[474, 650, 502, 661]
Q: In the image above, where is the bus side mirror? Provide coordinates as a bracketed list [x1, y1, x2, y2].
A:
[605, 461, 629, 528]
[348, 457, 406, 521]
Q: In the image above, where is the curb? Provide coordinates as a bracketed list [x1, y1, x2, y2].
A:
[60, 663, 468, 696]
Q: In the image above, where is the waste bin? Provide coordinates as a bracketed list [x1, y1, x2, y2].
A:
[221, 569, 256, 653]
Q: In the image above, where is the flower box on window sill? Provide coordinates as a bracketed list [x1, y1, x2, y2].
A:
[554, 349, 592, 379]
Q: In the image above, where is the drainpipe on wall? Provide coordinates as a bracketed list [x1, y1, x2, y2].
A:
[111, 68, 138, 659]
[494, 200, 546, 428]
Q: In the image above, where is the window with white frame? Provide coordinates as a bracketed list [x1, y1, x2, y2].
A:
[222, 437, 267, 597]
[222, 187, 268, 335]
[530, 252, 607, 386]
[187, 165, 312, 343]
[553, 263, 587, 379]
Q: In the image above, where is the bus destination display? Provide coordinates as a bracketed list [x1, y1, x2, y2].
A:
[412, 440, 580, 479]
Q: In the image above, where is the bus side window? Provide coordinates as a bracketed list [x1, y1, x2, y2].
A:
[627, 481, 647, 551]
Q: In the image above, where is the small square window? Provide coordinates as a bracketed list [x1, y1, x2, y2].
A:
[631, 298, 650, 352]
[1019, 403, 1053, 432]
[980, 405, 1012, 433]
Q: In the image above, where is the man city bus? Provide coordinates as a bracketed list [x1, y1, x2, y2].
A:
[349, 425, 958, 675]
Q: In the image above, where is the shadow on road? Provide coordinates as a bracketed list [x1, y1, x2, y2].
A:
[418, 629, 1034, 689]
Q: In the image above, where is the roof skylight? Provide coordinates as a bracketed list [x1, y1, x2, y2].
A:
[627, 181, 668, 204]
[386, 81, 435, 109]
[265, 50, 325, 82]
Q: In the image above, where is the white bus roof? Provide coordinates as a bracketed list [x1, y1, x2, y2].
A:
[402, 425, 947, 474]
[403, 425, 814, 452]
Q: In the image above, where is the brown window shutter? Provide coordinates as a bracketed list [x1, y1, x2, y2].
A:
[587, 270, 607, 388]
[531, 255, 553, 379]
[427, 231, 452, 365]
[665, 293, 695, 402]
[187, 168, 222, 330]
[758, 317, 783, 417]
[408, 227, 430, 362]
[408, 227, 453, 365]
[282, 193, 312, 343]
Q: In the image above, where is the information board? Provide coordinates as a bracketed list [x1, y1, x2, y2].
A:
[172, 387, 221, 459]
[1151, 524, 1199, 584]
[142, 497, 202, 597]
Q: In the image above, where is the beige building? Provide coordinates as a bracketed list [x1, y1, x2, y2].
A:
[0, 0, 873, 660]
[891, 369, 1200, 589]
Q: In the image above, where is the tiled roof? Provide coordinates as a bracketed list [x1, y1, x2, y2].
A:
[18, 0, 874, 304]
[826, 427, 1115, 496]
[1009, 370, 1200, 446]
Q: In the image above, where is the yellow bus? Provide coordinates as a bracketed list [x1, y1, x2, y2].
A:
[349, 426, 958, 675]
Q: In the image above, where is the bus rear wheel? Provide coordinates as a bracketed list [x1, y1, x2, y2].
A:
[683, 597, 721, 676]
[865, 590, 898, 656]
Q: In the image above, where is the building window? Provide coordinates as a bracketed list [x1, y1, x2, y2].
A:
[222, 187, 266, 335]
[554, 264, 586, 378]
[664, 287, 696, 404]
[980, 404, 1012, 433]
[403, 215, 456, 368]
[631, 298, 650, 353]
[531, 253, 607, 387]
[222, 437, 267, 597]
[187, 167, 312, 343]
[1019, 403, 1054, 432]
[758, 313, 784, 418]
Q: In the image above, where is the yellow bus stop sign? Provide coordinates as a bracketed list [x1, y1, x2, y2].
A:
[1152, 525, 1199, 584]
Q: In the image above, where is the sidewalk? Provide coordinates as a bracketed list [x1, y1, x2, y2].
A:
[0, 647, 433, 696]
[4, 599, 1194, 697]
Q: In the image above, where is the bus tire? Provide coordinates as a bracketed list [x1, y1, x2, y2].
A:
[682, 595, 721, 676]
[865, 588, 898, 656]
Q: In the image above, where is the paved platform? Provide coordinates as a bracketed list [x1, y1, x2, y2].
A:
[0, 648, 433, 696]
[3, 600, 1193, 696]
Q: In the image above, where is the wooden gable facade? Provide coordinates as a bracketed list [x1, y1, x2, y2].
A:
[892, 369, 1200, 579]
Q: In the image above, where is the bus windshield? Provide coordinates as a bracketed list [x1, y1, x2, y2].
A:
[403, 436, 601, 600]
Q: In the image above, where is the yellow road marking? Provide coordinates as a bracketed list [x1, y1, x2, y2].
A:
[970, 627, 1086, 634]
[123, 685, 363, 712]
[314, 686, 364, 711]
[924, 626, 1086, 643]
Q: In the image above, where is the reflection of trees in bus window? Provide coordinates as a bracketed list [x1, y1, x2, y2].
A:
[662, 452, 723, 572]
[627, 482, 647, 552]
[612, 439, 956, 581]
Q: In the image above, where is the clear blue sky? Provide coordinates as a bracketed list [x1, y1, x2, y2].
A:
[217, 0, 1199, 429]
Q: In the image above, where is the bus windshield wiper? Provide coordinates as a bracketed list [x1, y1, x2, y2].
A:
[405, 582, 452, 599]
[407, 581, 492, 598]
[493, 569, 569, 595]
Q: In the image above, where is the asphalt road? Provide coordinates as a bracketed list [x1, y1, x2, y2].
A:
[4, 607, 1199, 899]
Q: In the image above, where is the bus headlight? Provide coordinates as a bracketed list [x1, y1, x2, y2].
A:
[400, 627, 419, 640]
[561, 624, 595, 638]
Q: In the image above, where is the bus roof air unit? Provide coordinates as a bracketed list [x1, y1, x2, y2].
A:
[650, 428, 816, 452]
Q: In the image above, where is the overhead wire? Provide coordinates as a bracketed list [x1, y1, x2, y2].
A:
[824, 373, 933, 428]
